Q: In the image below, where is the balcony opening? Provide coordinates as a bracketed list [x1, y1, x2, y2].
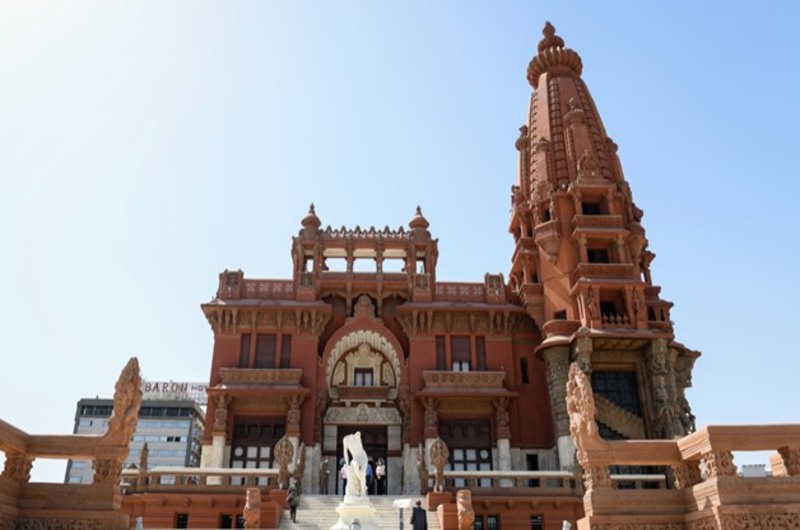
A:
[582, 202, 603, 215]
[587, 248, 610, 263]
[542, 208, 552, 222]
[521, 358, 529, 384]
[553, 310, 567, 320]
[599, 302, 617, 318]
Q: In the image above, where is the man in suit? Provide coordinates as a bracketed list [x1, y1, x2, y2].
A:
[410, 500, 428, 530]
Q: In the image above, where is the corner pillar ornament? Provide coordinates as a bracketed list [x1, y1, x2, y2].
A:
[778, 447, 800, 476]
[94, 458, 122, 485]
[243, 488, 261, 529]
[671, 461, 702, 489]
[429, 437, 450, 492]
[703, 450, 736, 478]
[2, 453, 33, 482]
[566, 362, 611, 490]
[274, 435, 294, 489]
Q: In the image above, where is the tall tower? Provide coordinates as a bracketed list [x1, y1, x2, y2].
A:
[508, 23, 699, 469]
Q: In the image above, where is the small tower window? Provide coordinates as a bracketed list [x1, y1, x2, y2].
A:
[553, 310, 567, 320]
[587, 248, 610, 263]
[354, 368, 374, 387]
[582, 202, 603, 215]
[542, 208, 552, 222]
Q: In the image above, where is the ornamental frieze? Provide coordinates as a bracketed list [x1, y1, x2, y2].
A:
[219, 368, 303, 385]
[324, 404, 401, 425]
[422, 370, 505, 389]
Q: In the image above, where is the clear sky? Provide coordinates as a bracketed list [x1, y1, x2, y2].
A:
[1, 2, 798, 482]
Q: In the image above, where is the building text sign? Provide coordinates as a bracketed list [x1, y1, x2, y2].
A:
[141, 380, 208, 405]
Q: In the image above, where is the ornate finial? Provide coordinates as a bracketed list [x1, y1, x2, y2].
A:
[538, 21, 565, 53]
[301, 203, 321, 229]
[528, 21, 583, 88]
[410, 205, 430, 230]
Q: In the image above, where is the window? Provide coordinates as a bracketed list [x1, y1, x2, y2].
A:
[354, 368, 373, 387]
[239, 334, 251, 368]
[280, 335, 292, 368]
[587, 248, 610, 263]
[451, 336, 471, 372]
[591, 371, 642, 416]
[476, 337, 486, 371]
[474, 516, 484, 530]
[582, 202, 602, 215]
[521, 358, 529, 384]
[530, 515, 543, 530]
[255, 334, 277, 368]
[231, 418, 285, 483]
[487, 515, 500, 530]
[436, 336, 446, 370]
[600, 301, 617, 318]
[174, 514, 189, 528]
[526, 453, 539, 487]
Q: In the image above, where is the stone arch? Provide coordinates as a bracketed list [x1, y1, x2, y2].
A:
[324, 329, 403, 392]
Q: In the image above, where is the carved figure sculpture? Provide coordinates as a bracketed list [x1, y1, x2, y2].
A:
[292, 443, 306, 491]
[428, 438, 450, 492]
[342, 431, 368, 497]
[566, 362, 611, 489]
[274, 436, 294, 489]
[417, 443, 430, 494]
[456, 489, 475, 530]
[106, 357, 143, 445]
[243, 487, 261, 529]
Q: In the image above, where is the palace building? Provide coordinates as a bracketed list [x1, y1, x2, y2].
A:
[198, 18, 697, 502]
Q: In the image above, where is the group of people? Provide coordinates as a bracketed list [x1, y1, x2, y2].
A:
[338, 457, 387, 495]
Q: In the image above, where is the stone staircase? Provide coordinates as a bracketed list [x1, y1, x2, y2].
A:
[278, 495, 440, 530]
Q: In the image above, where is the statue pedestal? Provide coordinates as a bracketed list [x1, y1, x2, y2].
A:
[331, 495, 378, 530]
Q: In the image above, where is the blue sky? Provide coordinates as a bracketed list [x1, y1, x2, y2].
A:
[1, 2, 798, 481]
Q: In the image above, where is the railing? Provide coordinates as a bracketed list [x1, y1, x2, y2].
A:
[121, 467, 281, 494]
[434, 282, 486, 303]
[569, 263, 637, 285]
[241, 279, 295, 300]
[422, 371, 506, 389]
[439, 470, 578, 494]
[219, 368, 303, 386]
[571, 214, 625, 231]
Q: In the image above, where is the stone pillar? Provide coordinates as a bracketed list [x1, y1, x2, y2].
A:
[646, 339, 676, 439]
[542, 346, 572, 470]
[207, 394, 231, 471]
[423, 397, 439, 443]
[703, 450, 737, 478]
[493, 398, 512, 480]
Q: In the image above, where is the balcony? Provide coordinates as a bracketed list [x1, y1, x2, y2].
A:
[570, 262, 637, 285]
[571, 214, 624, 232]
[121, 467, 280, 494]
[434, 282, 486, 303]
[335, 385, 391, 406]
[422, 371, 505, 390]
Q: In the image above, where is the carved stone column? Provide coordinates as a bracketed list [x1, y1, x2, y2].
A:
[423, 397, 439, 440]
[493, 398, 512, 478]
[703, 450, 736, 478]
[582, 462, 612, 490]
[646, 339, 676, 439]
[208, 394, 231, 469]
[542, 346, 572, 470]
[2, 453, 33, 482]
[286, 394, 304, 438]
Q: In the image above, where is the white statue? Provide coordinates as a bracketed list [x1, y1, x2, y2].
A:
[342, 431, 368, 498]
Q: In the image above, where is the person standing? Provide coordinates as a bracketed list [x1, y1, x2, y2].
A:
[410, 500, 428, 530]
[286, 485, 300, 523]
[365, 461, 374, 494]
[339, 461, 349, 496]
[375, 458, 386, 495]
[319, 456, 330, 494]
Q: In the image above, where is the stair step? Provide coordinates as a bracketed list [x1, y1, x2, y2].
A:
[277, 495, 440, 530]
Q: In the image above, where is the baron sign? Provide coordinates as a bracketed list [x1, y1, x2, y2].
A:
[141, 380, 208, 405]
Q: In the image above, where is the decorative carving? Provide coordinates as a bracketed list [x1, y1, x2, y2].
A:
[314, 389, 330, 443]
[2, 452, 33, 482]
[353, 294, 376, 318]
[219, 368, 303, 385]
[543, 347, 570, 437]
[286, 394, 304, 436]
[138, 442, 149, 485]
[566, 362, 611, 489]
[417, 443, 430, 494]
[292, 443, 306, 486]
[326, 330, 402, 394]
[333, 363, 345, 386]
[422, 371, 505, 388]
[718, 513, 800, 530]
[274, 436, 294, 489]
[382, 362, 395, 386]
[423, 397, 439, 439]
[672, 461, 702, 489]
[106, 357, 142, 445]
[457, 489, 475, 530]
[703, 450, 736, 478]
[94, 458, 121, 485]
[493, 397, 511, 439]
[6, 518, 112, 530]
[243, 487, 261, 529]
[213, 394, 231, 434]
[429, 437, 450, 492]
[324, 406, 402, 425]
[779, 447, 800, 476]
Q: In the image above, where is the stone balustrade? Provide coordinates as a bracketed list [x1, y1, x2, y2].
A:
[121, 466, 281, 494]
[434, 282, 486, 302]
